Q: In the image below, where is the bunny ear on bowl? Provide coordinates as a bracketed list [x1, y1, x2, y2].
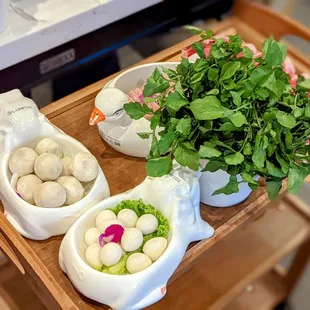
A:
[0, 90, 110, 240]
[59, 164, 214, 310]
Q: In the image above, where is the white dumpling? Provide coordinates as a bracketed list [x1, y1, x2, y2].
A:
[69, 152, 98, 182]
[126, 253, 152, 274]
[117, 209, 138, 228]
[60, 156, 72, 176]
[143, 237, 168, 261]
[85, 243, 102, 268]
[35, 138, 62, 158]
[136, 214, 158, 235]
[84, 227, 101, 246]
[96, 218, 124, 232]
[34, 153, 62, 181]
[16, 174, 43, 204]
[56, 176, 84, 205]
[9, 147, 38, 176]
[95, 210, 116, 229]
[100, 243, 122, 267]
[34, 181, 66, 208]
[121, 228, 143, 252]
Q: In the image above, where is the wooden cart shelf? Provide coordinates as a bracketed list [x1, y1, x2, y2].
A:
[1, 1, 310, 309]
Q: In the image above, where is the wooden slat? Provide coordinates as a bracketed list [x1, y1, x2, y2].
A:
[147, 200, 310, 310]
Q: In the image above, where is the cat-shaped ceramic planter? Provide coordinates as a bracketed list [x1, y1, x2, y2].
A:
[59, 163, 214, 310]
[0, 89, 110, 240]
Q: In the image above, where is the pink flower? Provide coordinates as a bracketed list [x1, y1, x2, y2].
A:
[99, 224, 124, 247]
[283, 56, 296, 78]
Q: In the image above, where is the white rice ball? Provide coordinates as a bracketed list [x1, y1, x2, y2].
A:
[96, 218, 124, 232]
[9, 147, 38, 176]
[100, 243, 122, 267]
[34, 181, 66, 208]
[35, 138, 62, 158]
[143, 237, 168, 261]
[136, 214, 158, 235]
[34, 153, 63, 181]
[121, 227, 143, 252]
[95, 210, 116, 229]
[60, 156, 72, 176]
[69, 152, 98, 182]
[117, 209, 138, 228]
[126, 253, 152, 274]
[16, 174, 43, 204]
[85, 243, 102, 268]
[56, 176, 84, 205]
[84, 227, 101, 246]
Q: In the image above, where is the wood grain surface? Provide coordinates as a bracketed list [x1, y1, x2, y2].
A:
[1, 6, 310, 309]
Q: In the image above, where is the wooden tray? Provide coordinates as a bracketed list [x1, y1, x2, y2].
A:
[1, 6, 310, 309]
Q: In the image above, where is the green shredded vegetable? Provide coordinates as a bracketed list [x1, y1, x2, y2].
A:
[97, 200, 170, 275]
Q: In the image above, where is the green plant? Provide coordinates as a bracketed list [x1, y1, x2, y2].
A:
[124, 30, 310, 199]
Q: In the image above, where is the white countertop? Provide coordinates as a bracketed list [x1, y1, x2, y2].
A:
[0, 0, 162, 70]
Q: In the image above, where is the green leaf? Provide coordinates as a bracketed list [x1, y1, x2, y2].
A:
[175, 80, 184, 97]
[184, 25, 203, 34]
[192, 42, 206, 59]
[206, 89, 219, 95]
[137, 132, 152, 139]
[242, 46, 254, 58]
[220, 61, 241, 81]
[263, 38, 286, 66]
[228, 112, 247, 127]
[299, 79, 310, 91]
[293, 107, 304, 118]
[201, 160, 227, 172]
[150, 113, 160, 130]
[146, 156, 172, 177]
[165, 92, 188, 113]
[124, 102, 152, 120]
[176, 118, 191, 135]
[285, 131, 293, 149]
[208, 68, 219, 81]
[158, 132, 176, 154]
[275, 111, 296, 128]
[143, 68, 170, 96]
[243, 142, 252, 155]
[162, 67, 177, 79]
[252, 146, 266, 168]
[212, 176, 240, 196]
[190, 96, 224, 120]
[199, 145, 222, 158]
[224, 152, 244, 165]
[242, 172, 258, 185]
[288, 164, 307, 194]
[275, 152, 289, 174]
[305, 102, 310, 118]
[266, 160, 286, 178]
[230, 91, 241, 106]
[219, 122, 239, 132]
[266, 180, 283, 200]
[250, 66, 272, 85]
[150, 134, 160, 158]
[174, 143, 200, 170]
[143, 97, 157, 103]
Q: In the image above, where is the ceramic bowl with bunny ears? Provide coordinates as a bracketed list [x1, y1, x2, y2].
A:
[0, 89, 110, 240]
[59, 164, 214, 310]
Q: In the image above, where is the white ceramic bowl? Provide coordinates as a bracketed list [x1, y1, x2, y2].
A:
[0, 90, 110, 240]
[59, 164, 214, 310]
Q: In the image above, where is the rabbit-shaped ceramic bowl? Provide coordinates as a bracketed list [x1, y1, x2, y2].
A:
[89, 62, 179, 158]
[0, 89, 110, 240]
[59, 164, 214, 310]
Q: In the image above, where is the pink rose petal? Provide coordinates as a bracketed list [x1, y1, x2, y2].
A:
[99, 224, 124, 247]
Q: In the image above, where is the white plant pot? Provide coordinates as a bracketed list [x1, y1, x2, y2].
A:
[0, 90, 110, 240]
[0, 0, 8, 33]
[59, 164, 214, 310]
[199, 160, 255, 207]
